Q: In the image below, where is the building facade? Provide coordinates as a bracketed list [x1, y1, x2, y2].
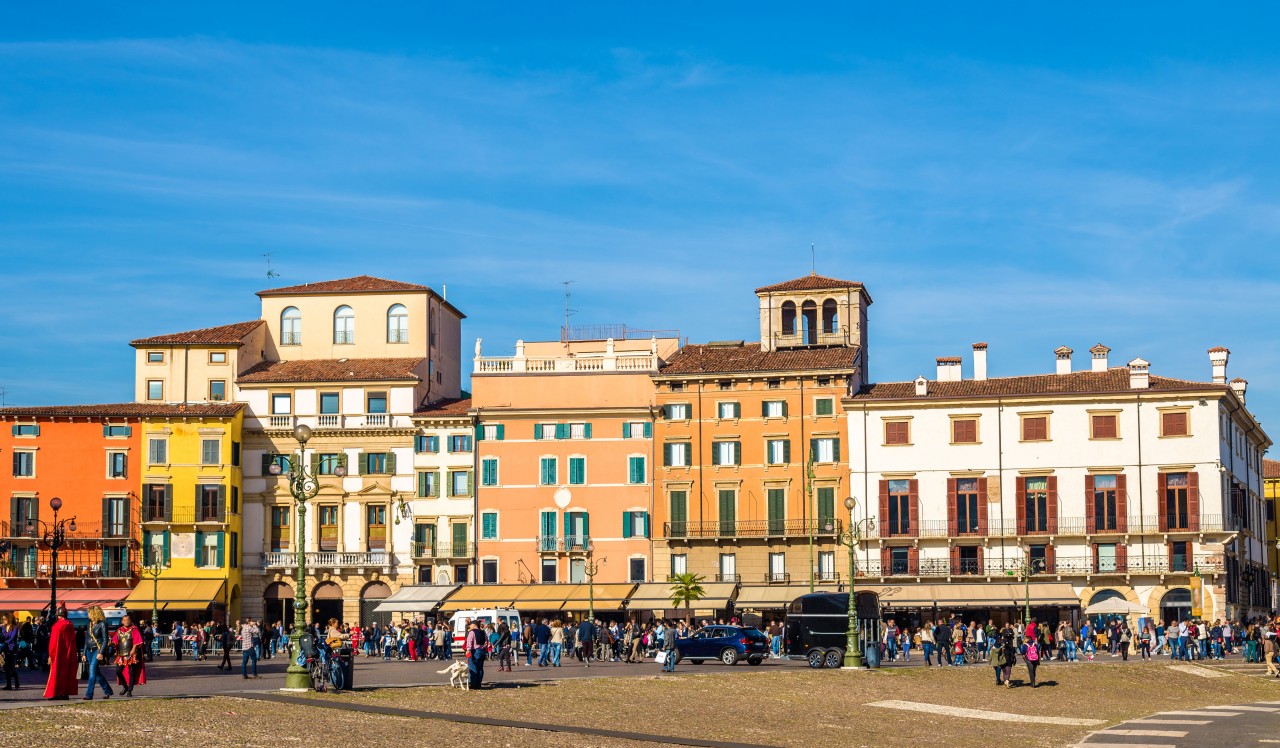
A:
[845, 343, 1272, 625]
[408, 398, 476, 588]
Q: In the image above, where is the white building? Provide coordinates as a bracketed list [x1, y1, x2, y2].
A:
[844, 343, 1271, 624]
[408, 398, 477, 587]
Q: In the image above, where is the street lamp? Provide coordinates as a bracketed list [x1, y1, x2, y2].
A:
[269, 423, 346, 690]
[583, 542, 606, 620]
[29, 497, 76, 615]
[1009, 544, 1034, 625]
[840, 496, 875, 669]
[141, 542, 167, 629]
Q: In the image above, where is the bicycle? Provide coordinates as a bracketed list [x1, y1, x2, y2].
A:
[963, 641, 986, 664]
[302, 639, 345, 693]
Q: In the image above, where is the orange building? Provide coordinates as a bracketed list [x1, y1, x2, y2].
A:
[650, 274, 868, 620]
[0, 403, 239, 614]
[452, 335, 679, 619]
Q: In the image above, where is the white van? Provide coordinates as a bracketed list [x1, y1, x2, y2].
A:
[449, 608, 522, 651]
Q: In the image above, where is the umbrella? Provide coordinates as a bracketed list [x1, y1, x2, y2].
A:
[1084, 597, 1148, 615]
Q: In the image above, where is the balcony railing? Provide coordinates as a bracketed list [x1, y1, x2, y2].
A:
[715, 573, 740, 583]
[535, 536, 592, 553]
[141, 508, 230, 525]
[258, 413, 409, 431]
[664, 519, 842, 539]
[763, 572, 791, 583]
[410, 542, 475, 559]
[0, 521, 137, 541]
[0, 546, 136, 580]
[772, 330, 849, 348]
[475, 353, 660, 374]
[264, 551, 390, 568]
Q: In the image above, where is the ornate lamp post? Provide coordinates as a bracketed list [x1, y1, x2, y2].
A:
[269, 424, 346, 690]
[583, 542, 606, 620]
[1009, 544, 1033, 625]
[840, 496, 875, 669]
[141, 541, 167, 628]
[29, 497, 76, 614]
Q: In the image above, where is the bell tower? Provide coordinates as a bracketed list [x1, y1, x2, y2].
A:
[754, 272, 872, 373]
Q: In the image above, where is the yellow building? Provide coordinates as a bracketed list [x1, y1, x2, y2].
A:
[1267, 458, 1280, 609]
[123, 404, 247, 625]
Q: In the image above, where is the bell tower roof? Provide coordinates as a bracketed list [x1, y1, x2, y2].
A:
[755, 273, 869, 298]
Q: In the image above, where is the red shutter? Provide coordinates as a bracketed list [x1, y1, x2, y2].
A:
[950, 545, 960, 575]
[976, 545, 984, 575]
[1091, 542, 1099, 572]
[908, 479, 920, 537]
[1157, 473, 1169, 531]
[1046, 475, 1058, 534]
[1188, 471, 1200, 531]
[1015, 477, 1027, 535]
[1167, 541, 1173, 571]
[908, 546, 919, 576]
[1116, 473, 1128, 532]
[946, 479, 957, 536]
[879, 480, 890, 536]
[1045, 543, 1056, 573]
[880, 546, 890, 576]
[977, 477, 989, 535]
[1084, 474, 1096, 533]
[1116, 543, 1127, 573]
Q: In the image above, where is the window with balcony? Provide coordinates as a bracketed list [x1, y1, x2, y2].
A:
[481, 458, 499, 487]
[1091, 474, 1121, 532]
[1029, 544, 1048, 573]
[101, 496, 130, 537]
[142, 484, 169, 522]
[718, 553, 737, 581]
[146, 380, 164, 401]
[711, 441, 741, 466]
[269, 507, 290, 551]
[413, 522, 435, 556]
[564, 511, 589, 550]
[11, 451, 34, 478]
[209, 380, 226, 402]
[387, 304, 409, 343]
[765, 439, 790, 465]
[147, 438, 167, 466]
[817, 551, 835, 580]
[768, 552, 786, 581]
[1023, 476, 1049, 533]
[106, 451, 127, 479]
[568, 456, 585, 486]
[333, 305, 355, 344]
[539, 457, 558, 486]
[1169, 540, 1189, 572]
[1162, 472, 1192, 530]
[955, 477, 980, 534]
[671, 553, 687, 577]
[817, 486, 835, 530]
[104, 544, 132, 576]
[767, 489, 786, 534]
[889, 546, 911, 576]
[449, 470, 471, 497]
[366, 392, 388, 415]
[627, 456, 646, 485]
[201, 438, 220, 465]
[1095, 543, 1118, 573]
[811, 437, 838, 463]
[281, 306, 301, 345]
[718, 490, 736, 536]
[9, 496, 36, 535]
[663, 403, 690, 420]
[956, 546, 980, 575]
[271, 393, 292, 415]
[884, 420, 910, 445]
[669, 491, 688, 537]
[951, 418, 978, 444]
[886, 479, 912, 536]
[318, 506, 339, 551]
[318, 392, 341, 424]
[366, 505, 387, 550]
[198, 485, 225, 523]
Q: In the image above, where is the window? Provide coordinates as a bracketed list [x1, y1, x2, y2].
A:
[319, 392, 340, 415]
[817, 377, 831, 387]
[415, 435, 439, 453]
[481, 458, 499, 487]
[763, 400, 787, 418]
[539, 510, 557, 551]
[712, 441, 741, 466]
[387, 304, 409, 343]
[767, 488, 786, 534]
[621, 422, 649, 440]
[147, 351, 164, 363]
[671, 554, 688, 577]
[318, 506, 339, 551]
[197, 485, 224, 522]
[535, 423, 559, 439]
[628, 456, 646, 484]
[448, 435, 472, 453]
[541, 558, 558, 583]
[670, 382, 684, 392]
[11, 424, 38, 437]
[568, 456, 586, 485]
[811, 437, 838, 463]
[817, 551, 835, 580]
[569, 422, 591, 439]
[107, 451, 127, 478]
[955, 477, 980, 534]
[821, 298, 838, 334]
[717, 402, 741, 419]
[766, 439, 790, 465]
[623, 511, 649, 538]
[481, 559, 499, 584]
[814, 398, 834, 416]
[718, 380, 732, 391]
[817, 486, 835, 528]
[366, 505, 387, 550]
[208, 380, 226, 401]
[366, 392, 388, 414]
[767, 378, 782, 389]
[210, 351, 227, 364]
[540, 458, 557, 485]
[768, 553, 786, 581]
[12, 451, 34, 477]
[629, 558, 646, 583]
[449, 470, 471, 497]
[281, 306, 301, 345]
[952, 418, 978, 444]
[195, 531, 223, 568]
[316, 453, 345, 475]
[718, 489, 736, 536]
[481, 511, 498, 540]
[1163, 472, 1191, 530]
[718, 553, 737, 580]
[271, 393, 292, 415]
[333, 305, 355, 344]
[1096, 543, 1117, 573]
[885, 420, 910, 445]
[1021, 415, 1048, 441]
[103, 425, 130, 438]
[147, 438, 167, 465]
[1091, 414, 1118, 439]
[11, 496, 37, 531]
[417, 471, 439, 497]
[263, 453, 292, 475]
[1029, 544, 1047, 573]
[669, 491, 688, 537]
[481, 424, 503, 441]
[1169, 540, 1190, 572]
[887, 479, 911, 536]
[201, 438, 220, 465]
[142, 530, 170, 565]
[663, 442, 690, 468]
[664, 403, 690, 420]
[146, 380, 164, 401]
[1091, 474, 1120, 532]
[1161, 411, 1189, 437]
[363, 452, 390, 474]
[1023, 476, 1049, 533]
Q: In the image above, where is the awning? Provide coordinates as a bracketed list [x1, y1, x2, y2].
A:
[438, 584, 527, 612]
[373, 585, 459, 613]
[559, 584, 637, 612]
[0, 588, 129, 612]
[626, 581, 737, 612]
[735, 584, 839, 608]
[123, 579, 226, 612]
[878, 583, 1080, 608]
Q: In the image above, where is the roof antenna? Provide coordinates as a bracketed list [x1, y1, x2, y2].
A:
[0, 386, 6, 408]
[561, 281, 577, 343]
[264, 252, 280, 282]
[810, 243, 816, 275]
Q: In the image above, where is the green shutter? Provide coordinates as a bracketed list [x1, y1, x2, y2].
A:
[534, 423, 543, 440]
[810, 439, 819, 462]
[102, 425, 110, 438]
[663, 443, 672, 467]
[194, 531, 204, 568]
[584, 423, 592, 439]
[555, 423, 569, 440]
[818, 487, 835, 523]
[642, 512, 650, 538]
[582, 512, 590, 539]
[670, 492, 687, 523]
[418, 471, 428, 497]
[432, 472, 441, 497]
[623, 422, 632, 439]
[474, 425, 484, 442]
[215, 532, 225, 568]
[386, 451, 396, 474]
[643, 422, 652, 438]
[832, 438, 841, 463]
[453, 521, 467, 553]
[465, 470, 473, 496]
[783, 439, 792, 464]
[762, 401, 769, 418]
[622, 511, 632, 539]
[733, 441, 742, 466]
[261, 453, 272, 475]
[311, 453, 321, 475]
[163, 530, 171, 564]
[496, 424, 505, 441]
[563, 511, 572, 539]
[733, 402, 742, 419]
[541, 511, 556, 537]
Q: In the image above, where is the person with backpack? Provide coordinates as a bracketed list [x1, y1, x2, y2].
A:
[992, 629, 1016, 686]
[1024, 630, 1041, 687]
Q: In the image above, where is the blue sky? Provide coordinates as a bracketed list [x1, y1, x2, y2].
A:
[1, 4, 1278, 430]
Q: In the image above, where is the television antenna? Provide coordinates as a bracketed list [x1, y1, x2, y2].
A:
[563, 280, 577, 330]
[264, 253, 281, 281]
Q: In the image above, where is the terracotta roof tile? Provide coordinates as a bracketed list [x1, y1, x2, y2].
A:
[258, 275, 431, 297]
[414, 397, 472, 417]
[1264, 459, 1280, 480]
[238, 358, 423, 384]
[754, 274, 865, 294]
[936, 356, 963, 364]
[972, 343, 988, 350]
[850, 368, 1223, 401]
[0, 403, 245, 418]
[1208, 346, 1231, 354]
[131, 319, 264, 346]
[658, 342, 859, 376]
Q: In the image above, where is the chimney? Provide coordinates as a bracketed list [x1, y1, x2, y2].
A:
[1208, 346, 1230, 385]
[1090, 343, 1110, 373]
[1128, 357, 1150, 389]
[936, 357, 962, 382]
[915, 375, 928, 397]
[1055, 346, 1073, 375]
[972, 343, 988, 381]
[1230, 377, 1247, 404]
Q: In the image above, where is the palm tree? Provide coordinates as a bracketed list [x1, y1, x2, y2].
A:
[669, 572, 706, 623]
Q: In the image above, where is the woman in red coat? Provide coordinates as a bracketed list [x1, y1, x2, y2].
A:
[43, 606, 78, 700]
[113, 615, 147, 696]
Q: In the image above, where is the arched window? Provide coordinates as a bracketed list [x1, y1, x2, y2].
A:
[821, 299, 838, 334]
[333, 305, 355, 344]
[281, 306, 301, 346]
[800, 300, 818, 345]
[387, 304, 409, 343]
[780, 301, 797, 336]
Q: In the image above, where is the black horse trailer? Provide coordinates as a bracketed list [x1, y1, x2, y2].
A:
[784, 591, 882, 668]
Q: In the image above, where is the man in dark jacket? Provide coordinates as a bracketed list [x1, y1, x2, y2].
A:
[535, 619, 552, 666]
[577, 618, 596, 667]
[934, 622, 952, 667]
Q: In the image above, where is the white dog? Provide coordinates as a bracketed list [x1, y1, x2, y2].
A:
[438, 660, 469, 690]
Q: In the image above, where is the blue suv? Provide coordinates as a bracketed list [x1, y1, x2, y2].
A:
[674, 625, 770, 666]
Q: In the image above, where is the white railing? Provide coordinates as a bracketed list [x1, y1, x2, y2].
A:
[365, 413, 389, 427]
[265, 551, 389, 567]
[268, 415, 294, 428]
[773, 331, 848, 348]
[317, 414, 341, 428]
[475, 352, 659, 374]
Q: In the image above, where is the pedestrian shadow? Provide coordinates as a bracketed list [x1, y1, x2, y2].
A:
[1005, 679, 1058, 688]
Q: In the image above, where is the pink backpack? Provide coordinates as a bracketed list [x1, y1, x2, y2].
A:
[1026, 642, 1039, 661]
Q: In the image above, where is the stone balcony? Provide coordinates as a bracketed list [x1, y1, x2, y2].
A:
[474, 337, 662, 374]
[263, 551, 391, 572]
